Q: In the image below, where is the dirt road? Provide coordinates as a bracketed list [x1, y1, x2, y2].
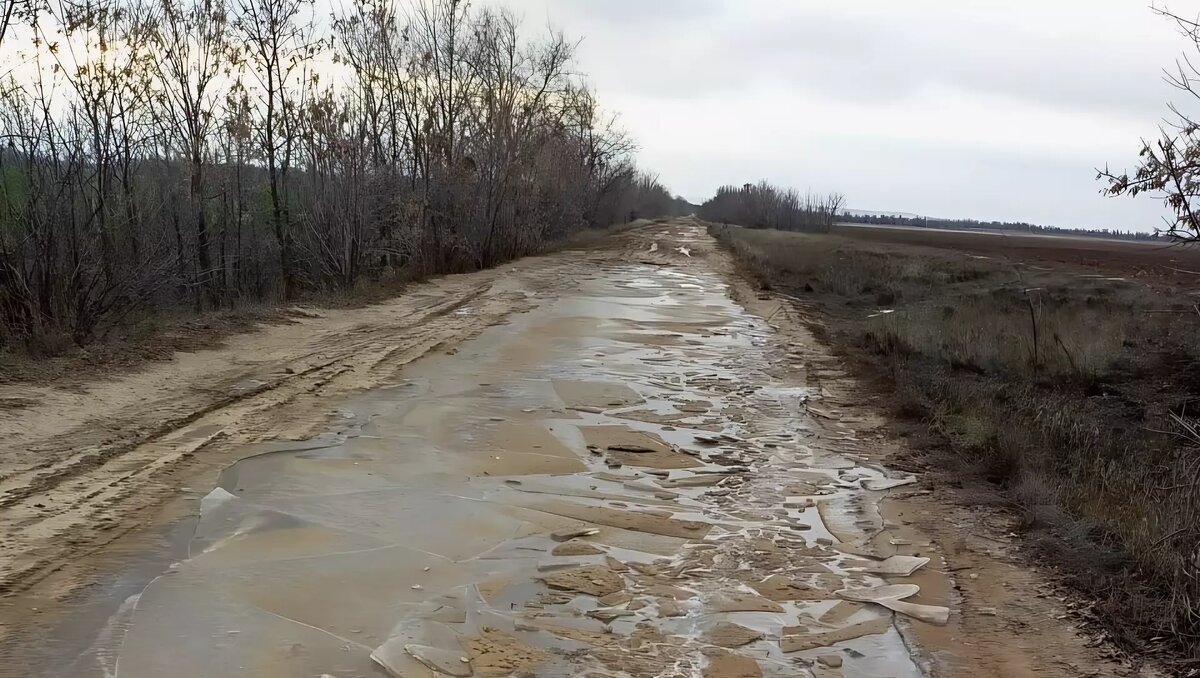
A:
[0, 220, 1138, 677]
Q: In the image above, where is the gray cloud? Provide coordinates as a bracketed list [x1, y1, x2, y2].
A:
[551, 0, 723, 28]
[488, 0, 1185, 229]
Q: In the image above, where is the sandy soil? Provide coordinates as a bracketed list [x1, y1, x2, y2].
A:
[0, 219, 1149, 677]
[0, 254, 584, 600]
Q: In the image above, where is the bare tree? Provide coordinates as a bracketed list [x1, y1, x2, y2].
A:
[0, 0, 673, 350]
[0, 0, 39, 49]
[231, 0, 318, 298]
[332, 0, 408, 169]
[1101, 5, 1200, 240]
[699, 182, 846, 233]
[146, 0, 232, 306]
[1, 0, 21, 47]
[29, 0, 162, 339]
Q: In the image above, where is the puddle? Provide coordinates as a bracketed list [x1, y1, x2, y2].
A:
[3, 509, 198, 678]
[50, 252, 943, 677]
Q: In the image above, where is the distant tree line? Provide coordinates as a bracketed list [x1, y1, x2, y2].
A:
[0, 0, 675, 350]
[843, 214, 1161, 241]
[698, 182, 845, 233]
[665, 194, 700, 219]
[619, 176, 696, 222]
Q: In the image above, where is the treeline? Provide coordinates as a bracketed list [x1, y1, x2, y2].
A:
[0, 0, 674, 350]
[698, 182, 845, 233]
[621, 179, 697, 222]
[843, 214, 1160, 241]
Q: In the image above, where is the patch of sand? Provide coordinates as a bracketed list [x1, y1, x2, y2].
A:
[526, 499, 712, 540]
[554, 381, 644, 409]
[540, 565, 625, 597]
[703, 652, 763, 678]
[464, 629, 547, 677]
[706, 622, 764, 648]
[750, 574, 834, 601]
[780, 617, 892, 653]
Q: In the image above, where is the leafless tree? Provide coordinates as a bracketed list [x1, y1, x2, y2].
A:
[0, 0, 39, 49]
[699, 182, 846, 233]
[146, 0, 232, 306]
[0, 0, 672, 350]
[231, 0, 318, 297]
[1, 0, 21, 46]
[1101, 5, 1200, 240]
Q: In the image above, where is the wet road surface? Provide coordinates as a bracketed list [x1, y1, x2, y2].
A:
[19, 222, 955, 677]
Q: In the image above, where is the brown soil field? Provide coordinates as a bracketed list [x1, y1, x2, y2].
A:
[834, 223, 1200, 288]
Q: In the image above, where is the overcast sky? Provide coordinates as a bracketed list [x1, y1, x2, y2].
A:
[481, 0, 1192, 231]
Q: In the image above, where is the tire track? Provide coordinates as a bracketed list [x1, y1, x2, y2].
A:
[0, 280, 514, 596]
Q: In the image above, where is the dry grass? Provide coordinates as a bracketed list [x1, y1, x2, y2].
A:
[0, 304, 296, 386]
[0, 220, 652, 388]
[711, 222, 1200, 662]
[864, 299, 1130, 381]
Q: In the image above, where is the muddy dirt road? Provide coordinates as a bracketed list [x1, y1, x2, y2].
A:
[0, 220, 1135, 677]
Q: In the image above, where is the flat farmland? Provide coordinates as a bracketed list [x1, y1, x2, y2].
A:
[834, 223, 1200, 287]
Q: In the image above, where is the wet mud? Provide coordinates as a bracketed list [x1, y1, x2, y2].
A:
[22, 221, 1129, 677]
[52, 226, 940, 678]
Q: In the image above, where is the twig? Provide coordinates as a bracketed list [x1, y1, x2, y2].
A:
[1151, 527, 1189, 548]
[1053, 333, 1078, 374]
[1169, 411, 1200, 442]
[1025, 289, 1040, 369]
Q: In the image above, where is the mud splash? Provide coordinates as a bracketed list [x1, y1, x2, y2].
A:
[91, 227, 949, 677]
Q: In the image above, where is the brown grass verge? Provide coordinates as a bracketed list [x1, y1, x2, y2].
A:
[0, 222, 648, 389]
[0, 305, 302, 388]
[711, 222, 1200, 665]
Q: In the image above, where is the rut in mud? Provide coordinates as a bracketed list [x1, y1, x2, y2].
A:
[1, 220, 1137, 678]
[101, 223, 938, 678]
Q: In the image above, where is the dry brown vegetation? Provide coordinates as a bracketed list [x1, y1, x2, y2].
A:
[711, 222, 1200, 662]
[0, 0, 683, 361]
[0, 217, 653, 385]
